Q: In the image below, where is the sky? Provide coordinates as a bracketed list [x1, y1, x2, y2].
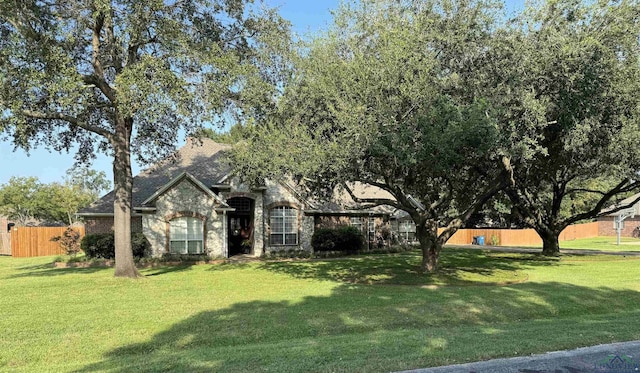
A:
[0, 0, 523, 186]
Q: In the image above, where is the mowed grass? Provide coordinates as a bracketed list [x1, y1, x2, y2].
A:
[559, 236, 640, 252]
[1, 249, 640, 372]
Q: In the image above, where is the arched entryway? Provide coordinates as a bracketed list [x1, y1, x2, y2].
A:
[227, 197, 255, 256]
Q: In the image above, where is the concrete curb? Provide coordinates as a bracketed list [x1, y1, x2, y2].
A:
[398, 340, 640, 373]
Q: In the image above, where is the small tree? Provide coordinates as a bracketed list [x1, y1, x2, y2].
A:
[51, 227, 82, 257]
[0, 177, 47, 226]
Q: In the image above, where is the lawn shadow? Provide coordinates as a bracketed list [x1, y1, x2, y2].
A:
[142, 264, 195, 277]
[207, 262, 253, 272]
[75, 281, 640, 372]
[257, 249, 561, 286]
[6, 265, 110, 279]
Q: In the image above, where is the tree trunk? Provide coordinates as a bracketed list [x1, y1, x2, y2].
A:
[539, 229, 561, 256]
[417, 222, 441, 272]
[112, 115, 140, 278]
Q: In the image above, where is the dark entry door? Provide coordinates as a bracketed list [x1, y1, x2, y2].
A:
[227, 197, 254, 256]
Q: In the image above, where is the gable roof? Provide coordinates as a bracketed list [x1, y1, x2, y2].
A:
[79, 138, 232, 215]
[141, 172, 230, 208]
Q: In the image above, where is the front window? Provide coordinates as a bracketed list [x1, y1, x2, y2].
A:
[350, 217, 363, 233]
[270, 206, 298, 245]
[398, 220, 416, 243]
[169, 217, 204, 254]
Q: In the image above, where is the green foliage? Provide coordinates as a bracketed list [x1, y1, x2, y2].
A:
[0, 0, 291, 163]
[81, 233, 150, 259]
[160, 253, 212, 263]
[489, 234, 500, 246]
[196, 123, 251, 144]
[0, 176, 46, 226]
[0, 0, 291, 275]
[312, 226, 364, 252]
[50, 227, 82, 257]
[496, 0, 640, 253]
[0, 167, 109, 226]
[231, 0, 508, 270]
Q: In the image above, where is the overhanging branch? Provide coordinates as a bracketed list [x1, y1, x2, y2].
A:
[21, 109, 114, 140]
[342, 182, 402, 210]
[566, 179, 640, 225]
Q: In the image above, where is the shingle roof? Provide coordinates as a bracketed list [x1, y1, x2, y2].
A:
[310, 182, 397, 215]
[601, 192, 640, 216]
[79, 138, 231, 215]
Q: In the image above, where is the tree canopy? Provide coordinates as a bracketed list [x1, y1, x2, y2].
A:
[0, 168, 109, 226]
[497, 0, 640, 254]
[231, 0, 640, 268]
[0, 0, 290, 277]
[232, 0, 512, 271]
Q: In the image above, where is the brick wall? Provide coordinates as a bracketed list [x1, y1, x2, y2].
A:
[598, 216, 640, 237]
[84, 216, 143, 235]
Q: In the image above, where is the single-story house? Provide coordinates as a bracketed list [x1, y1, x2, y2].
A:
[79, 138, 407, 258]
[597, 192, 640, 237]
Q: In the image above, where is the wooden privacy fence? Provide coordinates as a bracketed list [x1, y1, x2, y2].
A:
[440, 222, 600, 247]
[0, 232, 11, 256]
[10, 226, 85, 258]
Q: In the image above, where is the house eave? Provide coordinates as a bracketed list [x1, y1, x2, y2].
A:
[305, 209, 388, 216]
[77, 212, 144, 217]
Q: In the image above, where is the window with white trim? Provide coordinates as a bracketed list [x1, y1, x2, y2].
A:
[169, 217, 204, 254]
[398, 220, 416, 242]
[270, 206, 298, 245]
[368, 219, 376, 233]
[350, 216, 363, 233]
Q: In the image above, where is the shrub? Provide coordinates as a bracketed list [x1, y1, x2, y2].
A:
[312, 226, 364, 252]
[51, 227, 82, 256]
[490, 234, 500, 246]
[81, 233, 150, 259]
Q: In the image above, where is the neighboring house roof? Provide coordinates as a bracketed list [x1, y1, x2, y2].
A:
[79, 138, 232, 215]
[600, 192, 640, 216]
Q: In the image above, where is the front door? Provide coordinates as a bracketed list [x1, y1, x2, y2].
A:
[227, 197, 254, 256]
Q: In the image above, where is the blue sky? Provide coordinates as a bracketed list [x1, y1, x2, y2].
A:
[0, 0, 523, 186]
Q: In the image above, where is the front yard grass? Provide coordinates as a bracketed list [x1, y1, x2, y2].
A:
[559, 236, 640, 252]
[1, 249, 639, 372]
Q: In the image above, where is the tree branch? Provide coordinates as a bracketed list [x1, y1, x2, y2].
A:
[565, 179, 640, 225]
[21, 109, 114, 140]
[342, 182, 403, 210]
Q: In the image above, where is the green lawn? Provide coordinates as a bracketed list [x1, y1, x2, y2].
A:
[559, 236, 640, 252]
[1, 250, 640, 372]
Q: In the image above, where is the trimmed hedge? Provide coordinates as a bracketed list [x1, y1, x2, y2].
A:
[311, 226, 364, 252]
[80, 233, 151, 259]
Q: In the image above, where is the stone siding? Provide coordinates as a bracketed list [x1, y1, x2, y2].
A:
[261, 179, 313, 253]
[222, 180, 265, 257]
[143, 178, 224, 257]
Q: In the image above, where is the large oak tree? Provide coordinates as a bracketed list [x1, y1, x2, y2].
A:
[494, 0, 640, 255]
[231, 0, 511, 272]
[0, 0, 290, 277]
